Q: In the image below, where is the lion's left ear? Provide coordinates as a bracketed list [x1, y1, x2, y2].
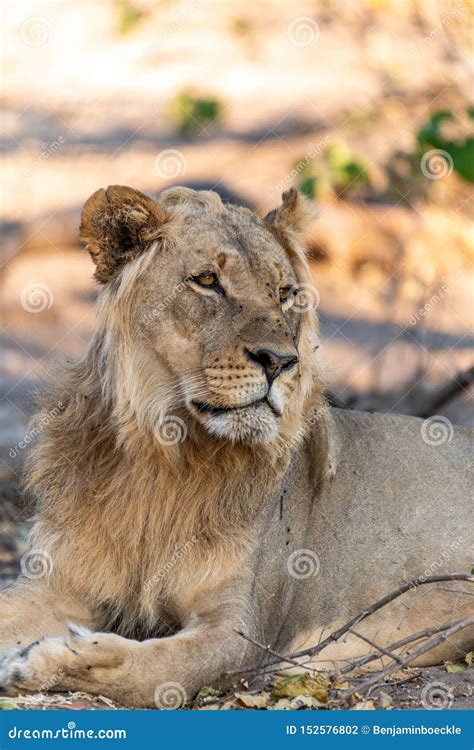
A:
[80, 185, 167, 284]
[264, 188, 319, 243]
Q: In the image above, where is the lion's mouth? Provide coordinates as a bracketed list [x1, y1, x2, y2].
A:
[192, 397, 281, 418]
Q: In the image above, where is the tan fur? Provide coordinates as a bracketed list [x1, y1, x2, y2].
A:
[0, 187, 472, 707]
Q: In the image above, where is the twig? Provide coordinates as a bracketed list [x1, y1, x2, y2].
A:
[230, 573, 473, 676]
[232, 630, 307, 673]
[340, 619, 463, 675]
[344, 614, 474, 700]
[348, 628, 404, 665]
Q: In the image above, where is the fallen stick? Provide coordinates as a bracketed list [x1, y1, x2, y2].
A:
[348, 627, 404, 665]
[233, 630, 306, 672]
[340, 619, 464, 675]
[343, 614, 474, 700]
[231, 572, 473, 676]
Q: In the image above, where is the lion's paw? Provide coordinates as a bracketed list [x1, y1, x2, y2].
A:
[0, 625, 134, 695]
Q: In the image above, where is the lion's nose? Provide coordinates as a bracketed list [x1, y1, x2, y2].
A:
[245, 348, 298, 385]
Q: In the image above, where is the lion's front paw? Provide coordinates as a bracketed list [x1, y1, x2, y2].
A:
[0, 625, 136, 696]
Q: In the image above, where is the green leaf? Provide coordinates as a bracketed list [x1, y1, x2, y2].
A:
[445, 662, 467, 673]
[0, 698, 16, 710]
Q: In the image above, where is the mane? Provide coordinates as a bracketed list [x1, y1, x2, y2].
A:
[23, 224, 327, 637]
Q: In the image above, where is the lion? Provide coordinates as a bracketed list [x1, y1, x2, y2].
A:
[0, 186, 472, 708]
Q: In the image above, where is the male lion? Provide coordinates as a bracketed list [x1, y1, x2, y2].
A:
[0, 186, 472, 707]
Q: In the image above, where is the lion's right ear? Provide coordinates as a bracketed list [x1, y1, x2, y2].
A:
[80, 185, 167, 283]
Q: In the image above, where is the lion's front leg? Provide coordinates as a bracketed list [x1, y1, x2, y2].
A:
[0, 582, 94, 659]
[0, 618, 257, 707]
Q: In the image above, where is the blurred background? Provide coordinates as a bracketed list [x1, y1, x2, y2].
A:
[1, 0, 473, 582]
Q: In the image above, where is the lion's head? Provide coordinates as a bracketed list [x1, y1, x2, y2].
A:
[80, 185, 321, 447]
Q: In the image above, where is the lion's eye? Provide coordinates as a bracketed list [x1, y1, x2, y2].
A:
[279, 286, 294, 304]
[192, 272, 219, 288]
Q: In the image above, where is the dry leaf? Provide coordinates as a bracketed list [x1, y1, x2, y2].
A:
[289, 695, 325, 709]
[465, 651, 473, 667]
[235, 692, 270, 708]
[379, 691, 393, 709]
[272, 672, 330, 703]
[269, 698, 292, 710]
[351, 699, 376, 710]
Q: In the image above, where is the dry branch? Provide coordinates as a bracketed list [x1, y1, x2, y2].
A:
[232, 573, 473, 676]
[348, 628, 404, 665]
[340, 619, 465, 675]
[343, 614, 474, 700]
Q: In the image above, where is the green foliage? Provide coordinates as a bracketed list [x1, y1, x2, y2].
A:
[168, 90, 223, 137]
[417, 109, 474, 183]
[116, 1, 146, 35]
[295, 140, 371, 200]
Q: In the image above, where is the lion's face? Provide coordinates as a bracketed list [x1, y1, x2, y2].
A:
[80, 186, 320, 445]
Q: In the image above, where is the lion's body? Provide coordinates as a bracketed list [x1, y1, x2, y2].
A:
[0, 186, 472, 707]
